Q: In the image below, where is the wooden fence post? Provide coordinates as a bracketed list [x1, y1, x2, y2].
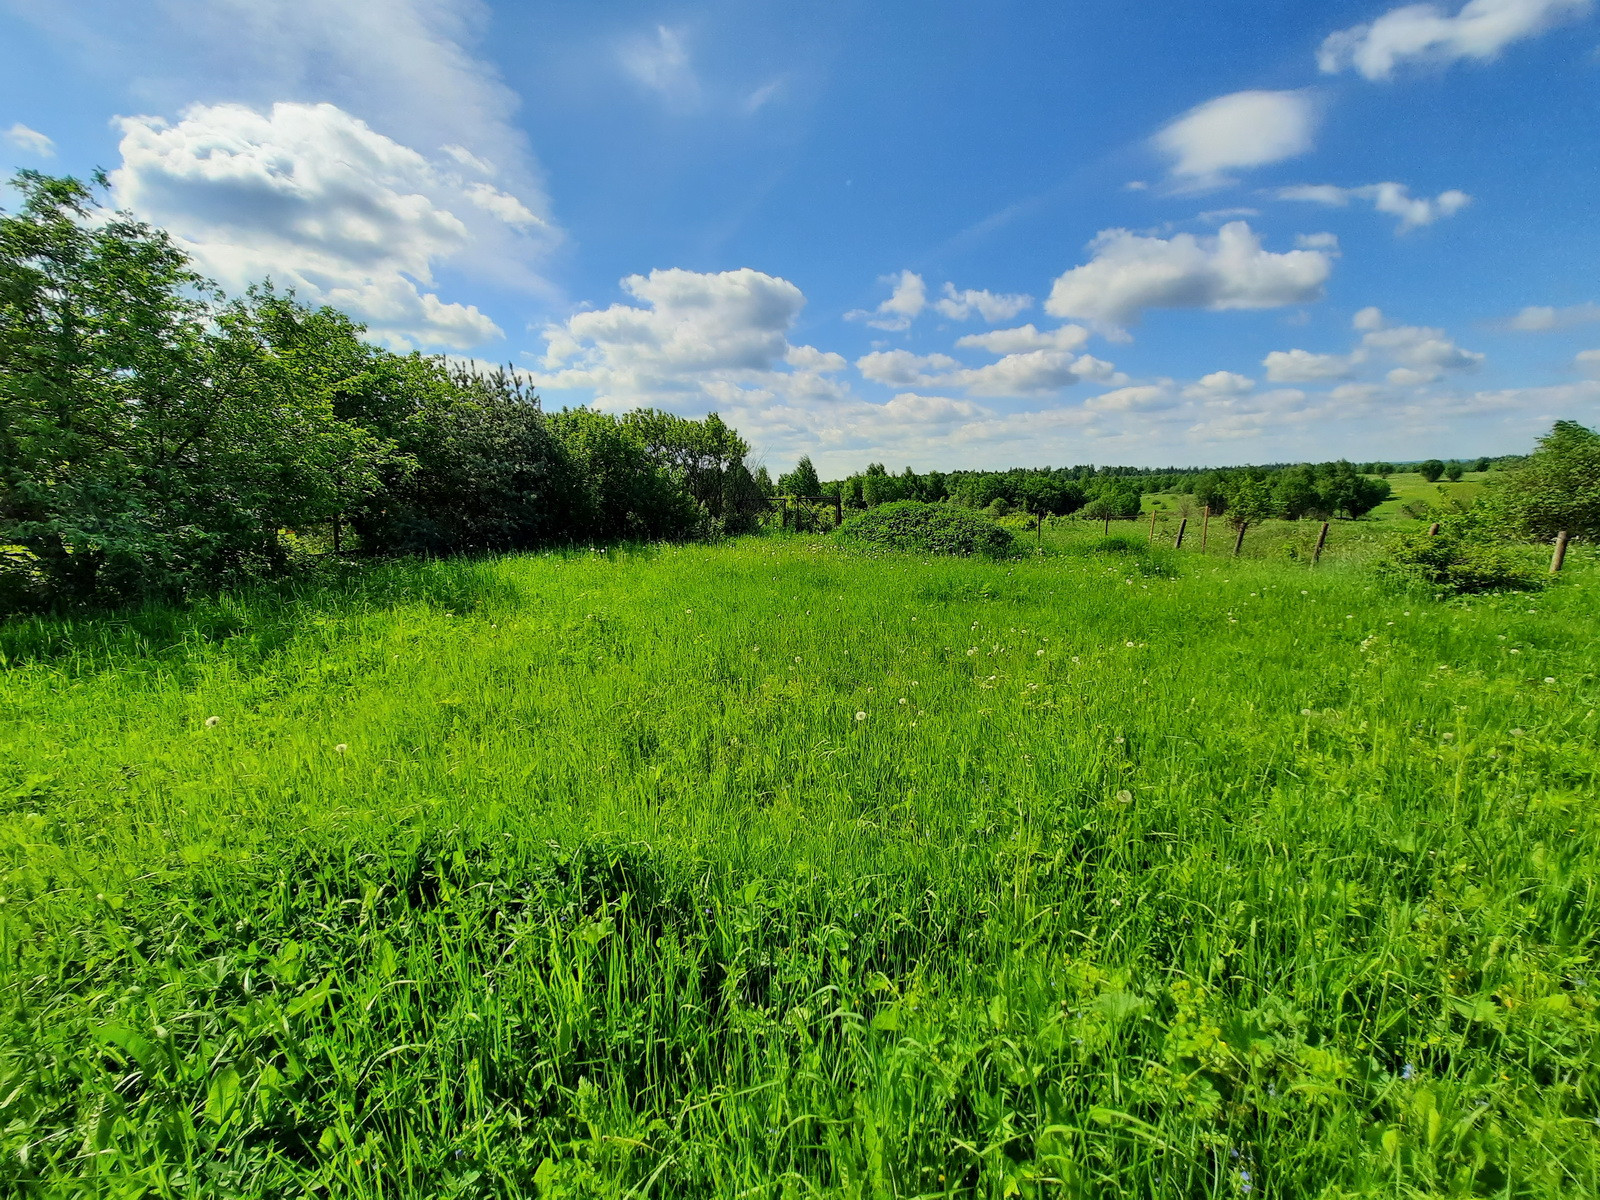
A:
[834, 495, 843, 529]
[1551, 530, 1570, 574]
[1174, 517, 1187, 550]
[781, 497, 790, 531]
[1201, 506, 1210, 553]
[1035, 510, 1042, 553]
[1311, 521, 1329, 566]
[1148, 509, 1157, 542]
[1427, 522, 1441, 536]
[1232, 522, 1248, 558]
[1103, 513, 1111, 535]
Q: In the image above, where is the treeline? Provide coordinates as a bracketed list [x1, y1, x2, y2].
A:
[0, 173, 765, 608]
[798, 459, 1392, 522]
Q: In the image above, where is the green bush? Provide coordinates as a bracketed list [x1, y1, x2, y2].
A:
[836, 500, 1013, 557]
[1377, 505, 1546, 594]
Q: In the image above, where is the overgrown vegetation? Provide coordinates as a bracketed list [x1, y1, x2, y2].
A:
[836, 500, 1014, 557]
[1, 540, 1594, 1196]
[0, 173, 764, 610]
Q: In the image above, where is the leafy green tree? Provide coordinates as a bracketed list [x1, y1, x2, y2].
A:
[0, 173, 386, 603]
[1497, 419, 1600, 541]
[1419, 459, 1446, 483]
[1473, 456, 1491, 473]
[550, 408, 698, 542]
[1223, 475, 1275, 531]
[779, 455, 822, 496]
[1444, 461, 1465, 482]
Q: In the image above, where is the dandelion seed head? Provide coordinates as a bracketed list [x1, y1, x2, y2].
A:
[855, 711, 867, 721]
[334, 743, 347, 754]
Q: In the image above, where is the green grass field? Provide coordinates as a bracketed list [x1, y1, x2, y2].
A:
[3, 535, 1597, 1197]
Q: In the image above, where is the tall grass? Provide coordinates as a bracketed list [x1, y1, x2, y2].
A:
[2, 539, 1596, 1196]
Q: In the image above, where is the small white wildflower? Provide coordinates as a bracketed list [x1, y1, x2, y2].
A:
[1441, 732, 1454, 741]
[1301, 708, 1312, 716]
[1115, 790, 1133, 804]
[1036, 649, 1046, 657]
[204, 716, 219, 727]
[1545, 677, 1556, 684]
[1125, 641, 1135, 648]
[898, 697, 908, 705]
[794, 656, 802, 663]
[1071, 656, 1080, 663]
[967, 647, 978, 656]
[334, 743, 348, 754]
[855, 711, 867, 721]
[1510, 648, 1521, 654]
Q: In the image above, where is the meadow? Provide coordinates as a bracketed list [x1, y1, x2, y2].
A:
[2, 530, 1597, 1197]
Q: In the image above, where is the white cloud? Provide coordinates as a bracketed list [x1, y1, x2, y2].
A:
[879, 393, 988, 423]
[12, 0, 561, 342]
[845, 270, 929, 331]
[1045, 221, 1334, 328]
[1362, 320, 1485, 381]
[1086, 384, 1180, 413]
[1264, 306, 1483, 387]
[1277, 182, 1472, 230]
[1575, 349, 1600, 376]
[954, 323, 1090, 355]
[855, 349, 961, 388]
[110, 102, 540, 349]
[1154, 90, 1319, 185]
[1505, 301, 1600, 330]
[538, 267, 862, 414]
[3, 123, 54, 156]
[953, 350, 1113, 396]
[1263, 348, 1361, 382]
[1183, 370, 1256, 399]
[933, 283, 1033, 322]
[1318, 0, 1594, 79]
[785, 344, 847, 373]
[620, 25, 701, 108]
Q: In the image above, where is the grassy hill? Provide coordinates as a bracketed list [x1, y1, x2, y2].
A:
[2, 538, 1596, 1196]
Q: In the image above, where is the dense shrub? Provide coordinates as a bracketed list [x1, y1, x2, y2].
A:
[836, 501, 1013, 557]
[1377, 505, 1546, 594]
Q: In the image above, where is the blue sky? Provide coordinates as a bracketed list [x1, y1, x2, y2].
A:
[3, 0, 1599, 473]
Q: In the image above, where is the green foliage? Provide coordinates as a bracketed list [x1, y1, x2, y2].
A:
[1419, 459, 1447, 483]
[1378, 503, 1548, 594]
[777, 454, 821, 497]
[0, 173, 776, 609]
[836, 499, 1014, 556]
[1444, 460, 1466, 482]
[0, 175, 390, 604]
[1497, 419, 1600, 542]
[2, 542, 1596, 1196]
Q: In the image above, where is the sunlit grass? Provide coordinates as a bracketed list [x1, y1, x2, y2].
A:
[2, 538, 1596, 1196]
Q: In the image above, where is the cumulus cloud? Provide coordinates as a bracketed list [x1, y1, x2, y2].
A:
[1318, 0, 1594, 79]
[933, 283, 1033, 322]
[1154, 90, 1319, 186]
[953, 351, 1117, 396]
[846, 270, 928, 331]
[1575, 349, 1600, 376]
[1505, 301, 1600, 330]
[954, 323, 1090, 355]
[1263, 348, 1361, 383]
[1045, 222, 1334, 328]
[109, 102, 550, 348]
[855, 350, 961, 388]
[537, 267, 860, 413]
[1277, 182, 1472, 230]
[13, 0, 559, 344]
[1183, 370, 1256, 399]
[3, 123, 54, 156]
[1360, 310, 1485, 382]
[1263, 306, 1483, 387]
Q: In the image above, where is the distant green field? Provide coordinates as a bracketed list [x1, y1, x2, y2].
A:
[2, 538, 1596, 1197]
